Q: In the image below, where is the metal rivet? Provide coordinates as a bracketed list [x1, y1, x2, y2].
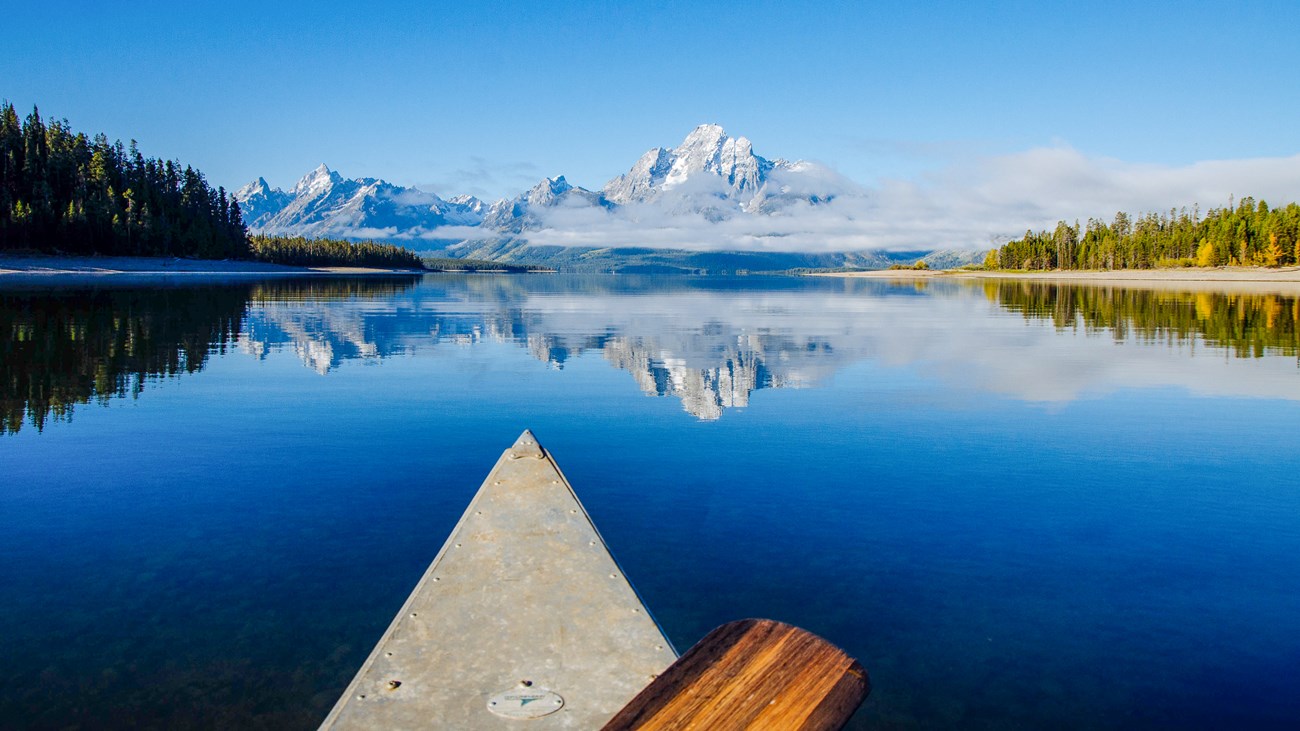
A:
[589, 541, 596, 546]
[476, 510, 482, 515]
[520, 679, 533, 687]
[494, 481, 502, 485]
[570, 509, 577, 514]
[610, 573, 617, 578]
[554, 699, 562, 705]
[411, 613, 418, 617]
[433, 577, 441, 582]
[386, 652, 393, 657]
[388, 680, 402, 689]
[455, 543, 462, 548]
[358, 694, 366, 699]
[656, 645, 664, 651]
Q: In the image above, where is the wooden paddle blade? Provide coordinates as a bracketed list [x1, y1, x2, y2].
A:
[601, 618, 870, 731]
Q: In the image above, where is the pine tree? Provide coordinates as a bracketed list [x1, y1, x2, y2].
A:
[0, 101, 249, 258]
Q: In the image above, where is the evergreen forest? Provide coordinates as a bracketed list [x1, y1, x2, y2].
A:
[249, 235, 425, 269]
[989, 198, 1300, 271]
[0, 102, 249, 258]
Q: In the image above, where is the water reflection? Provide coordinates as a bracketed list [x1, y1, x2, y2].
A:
[0, 277, 420, 434]
[987, 280, 1300, 358]
[239, 275, 1300, 416]
[0, 286, 244, 434]
[3, 274, 1299, 432]
[238, 275, 871, 419]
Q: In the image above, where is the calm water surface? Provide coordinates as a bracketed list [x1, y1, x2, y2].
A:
[2, 274, 1298, 729]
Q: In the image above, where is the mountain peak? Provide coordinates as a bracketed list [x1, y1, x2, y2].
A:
[292, 163, 342, 197]
[524, 175, 577, 208]
[234, 176, 274, 201]
[681, 123, 728, 149]
[603, 123, 781, 204]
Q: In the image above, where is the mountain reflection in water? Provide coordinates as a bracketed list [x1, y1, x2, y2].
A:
[3, 274, 1298, 433]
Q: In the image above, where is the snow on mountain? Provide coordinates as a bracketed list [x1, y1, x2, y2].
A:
[600, 123, 849, 221]
[233, 177, 293, 229]
[233, 164, 485, 239]
[479, 175, 612, 233]
[604, 124, 783, 204]
[472, 125, 834, 239]
[230, 124, 930, 260]
[446, 194, 489, 216]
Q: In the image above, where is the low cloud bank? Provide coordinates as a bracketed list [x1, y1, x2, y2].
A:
[501, 147, 1300, 253]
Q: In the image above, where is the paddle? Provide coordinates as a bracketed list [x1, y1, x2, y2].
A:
[602, 618, 870, 731]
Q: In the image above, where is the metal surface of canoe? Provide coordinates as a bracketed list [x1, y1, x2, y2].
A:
[320, 430, 678, 730]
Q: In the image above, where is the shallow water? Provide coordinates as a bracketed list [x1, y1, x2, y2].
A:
[2, 273, 1298, 729]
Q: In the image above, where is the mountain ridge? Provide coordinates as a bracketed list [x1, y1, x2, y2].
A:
[234, 125, 981, 269]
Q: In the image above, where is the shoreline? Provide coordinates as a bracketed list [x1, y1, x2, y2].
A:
[0, 254, 423, 276]
[813, 266, 1300, 294]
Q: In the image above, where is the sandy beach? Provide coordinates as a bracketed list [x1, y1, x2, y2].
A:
[815, 266, 1300, 295]
[0, 254, 421, 276]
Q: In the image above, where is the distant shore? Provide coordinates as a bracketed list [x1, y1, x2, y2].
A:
[814, 266, 1300, 294]
[0, 254, 422, 276]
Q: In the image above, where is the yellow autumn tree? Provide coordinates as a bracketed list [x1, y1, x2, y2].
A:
[1195, 240, 1217, 267]
[1263, 234, 1284, 267]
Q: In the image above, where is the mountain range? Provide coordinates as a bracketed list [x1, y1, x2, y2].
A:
[234, 124, 979, 271]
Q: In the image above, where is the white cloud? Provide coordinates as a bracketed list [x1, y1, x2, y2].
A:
[429, 146, 1300, 253]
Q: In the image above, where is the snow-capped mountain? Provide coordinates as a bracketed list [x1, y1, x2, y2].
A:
[233, 164, 485, 239]
[480, 175, 612, 233]
[599, 123, 848, 221]
[603, 123, 786, 206]
[234, 124, 845, 244]
[228, 124, 957, 268]
[233, 177, 293, 229]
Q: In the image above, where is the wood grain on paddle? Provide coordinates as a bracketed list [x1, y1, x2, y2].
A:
[602, 618, 870, 731]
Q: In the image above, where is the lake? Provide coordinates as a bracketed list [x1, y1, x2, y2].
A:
[2, 273, 1298, 729]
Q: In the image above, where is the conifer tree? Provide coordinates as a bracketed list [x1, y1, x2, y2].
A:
[0, 100, 249, 257]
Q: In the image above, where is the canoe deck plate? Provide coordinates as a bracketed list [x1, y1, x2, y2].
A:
[487, 684, 565, 719]
[319, 430, 677, 730]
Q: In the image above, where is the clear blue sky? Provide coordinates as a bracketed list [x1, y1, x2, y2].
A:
[4, 1, 1297, 199]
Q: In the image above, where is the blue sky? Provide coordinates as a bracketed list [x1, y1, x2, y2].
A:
[5, 1, 1297, 208]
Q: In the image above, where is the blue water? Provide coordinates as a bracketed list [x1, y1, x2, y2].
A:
[2, 274, 1298, 729]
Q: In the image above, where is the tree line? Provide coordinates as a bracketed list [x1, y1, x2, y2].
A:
[0, 102, 249, 258]
[987, 198, 1300, 271]
[423, 255, 550, 272]
[248, 234, 426, 269]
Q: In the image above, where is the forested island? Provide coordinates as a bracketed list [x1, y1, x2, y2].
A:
[989, 198, 1300, 271]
